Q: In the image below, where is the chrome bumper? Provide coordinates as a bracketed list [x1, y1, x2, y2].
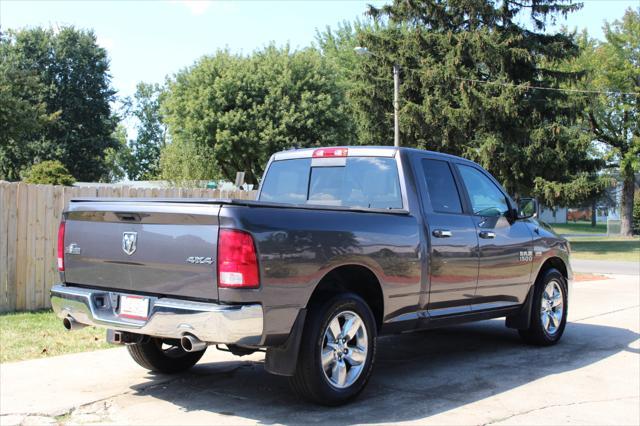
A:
[50, 284, 263, 345]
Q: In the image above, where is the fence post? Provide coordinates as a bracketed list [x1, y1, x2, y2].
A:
[0, 182, 10, 312]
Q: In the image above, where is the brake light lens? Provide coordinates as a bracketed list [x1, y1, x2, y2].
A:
[312, 147, 348, 158]
[57, 221, 65, 272]
[217, 229, 259, 288]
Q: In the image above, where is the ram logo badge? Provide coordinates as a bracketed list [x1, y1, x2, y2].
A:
[122, 232, 138, 256]
[186, 256, 214, 265]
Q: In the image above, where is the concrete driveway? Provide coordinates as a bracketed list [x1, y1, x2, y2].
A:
[1, 275, 639, 425]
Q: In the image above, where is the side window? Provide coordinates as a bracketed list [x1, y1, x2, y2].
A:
[421, 159, 463, 214]
[457, 164, 509, 217]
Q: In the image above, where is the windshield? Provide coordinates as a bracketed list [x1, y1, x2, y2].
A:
[259, 157, 403, 209]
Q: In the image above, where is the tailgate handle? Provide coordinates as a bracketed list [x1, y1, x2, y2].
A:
[115, 213, 141, 222]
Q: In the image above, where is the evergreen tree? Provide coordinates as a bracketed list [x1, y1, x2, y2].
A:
[346, 0, 600, 200]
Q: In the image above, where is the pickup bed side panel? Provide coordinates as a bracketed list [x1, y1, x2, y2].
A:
[218, 205, 422, 346]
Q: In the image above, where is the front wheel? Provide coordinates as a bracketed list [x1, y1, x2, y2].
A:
[519, 268, 568, 346]
[289, 293, 377, 406]
[127, 337, 206, 374]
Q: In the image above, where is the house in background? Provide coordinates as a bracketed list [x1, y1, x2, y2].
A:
[539, 206, 568, 224]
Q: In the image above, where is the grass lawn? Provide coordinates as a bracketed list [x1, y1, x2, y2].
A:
[567, 236, 640, 262]
[0, 310, 111, 363]
[551, 221, 607, 235]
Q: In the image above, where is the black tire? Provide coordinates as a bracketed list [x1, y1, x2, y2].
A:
[519, 268, 568, 346]
[289, 292, 377, 406]
[127, 337, 206, 374]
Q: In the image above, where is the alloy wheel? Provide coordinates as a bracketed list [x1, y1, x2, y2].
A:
[540, 280, 564, 335]
[320, 310, 368, 389]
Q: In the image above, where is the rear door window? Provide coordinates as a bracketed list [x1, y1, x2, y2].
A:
[421, 159, 463, 214]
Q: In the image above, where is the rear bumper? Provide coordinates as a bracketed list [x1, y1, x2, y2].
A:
[50, 284, 263, 345]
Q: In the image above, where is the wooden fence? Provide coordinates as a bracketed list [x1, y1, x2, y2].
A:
[0, 182, 257, 312]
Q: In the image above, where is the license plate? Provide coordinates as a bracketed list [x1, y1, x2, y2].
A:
[119, 295, 150, 320]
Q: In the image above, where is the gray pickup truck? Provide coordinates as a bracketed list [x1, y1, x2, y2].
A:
[52, 146, 571, 405]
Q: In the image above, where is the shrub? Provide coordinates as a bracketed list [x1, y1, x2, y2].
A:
[22, 160, 76, 186]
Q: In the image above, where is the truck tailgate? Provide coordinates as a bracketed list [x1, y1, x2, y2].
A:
[62, 200, 221, 301]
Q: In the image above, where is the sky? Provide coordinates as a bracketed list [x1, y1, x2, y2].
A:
[1, 0, 637, 101]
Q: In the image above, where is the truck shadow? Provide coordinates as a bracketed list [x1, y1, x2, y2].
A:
[129, 320, 638, 424]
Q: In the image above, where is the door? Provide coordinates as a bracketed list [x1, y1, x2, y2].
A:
[417, 158, 479, 316]
[455, 164, 534, 309]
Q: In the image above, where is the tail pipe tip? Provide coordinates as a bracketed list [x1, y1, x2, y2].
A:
[63, 316, 87, 331]
[181, 334, 207, 352]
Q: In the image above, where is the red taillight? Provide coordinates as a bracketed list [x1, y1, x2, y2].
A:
[217, 229, 259, 288]
[312, 147, 348, 158]
[57, 221, 65, 272]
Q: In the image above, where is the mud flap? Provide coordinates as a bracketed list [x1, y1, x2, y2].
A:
[264, 309, 307, 376]
[506, 286, 534, 329]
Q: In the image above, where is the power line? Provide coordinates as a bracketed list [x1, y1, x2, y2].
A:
[390, 66, 640, 96]
[448, 76, 639, 96]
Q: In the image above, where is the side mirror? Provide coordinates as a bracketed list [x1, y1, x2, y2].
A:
[517, 198, 538, 220]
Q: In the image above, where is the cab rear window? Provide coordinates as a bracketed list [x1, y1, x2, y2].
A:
[259, 157, 403, 209]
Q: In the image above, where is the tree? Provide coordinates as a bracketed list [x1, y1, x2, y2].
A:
[315, 21, 368, 144]
[0, 27, 117, 182]
[0, 31, 58, 181]
[160, 45, 354, 184]
[338, 0, 601, 203]
[21, 160, 75, 186]
[582, 8, 639, 236]
[126, 82, 167, 180]
[103, 124, 133, 183]
[159, 138, 216, 186]
[633, 189, 640, 234]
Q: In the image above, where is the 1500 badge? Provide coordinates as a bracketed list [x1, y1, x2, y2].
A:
[186, 256, 214, 264]
[519, 251, 533, 262]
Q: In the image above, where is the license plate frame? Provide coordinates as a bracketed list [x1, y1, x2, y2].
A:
[119, 295, 150, 320]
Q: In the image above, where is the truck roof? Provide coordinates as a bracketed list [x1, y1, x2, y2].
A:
[272, 146, 477, 166]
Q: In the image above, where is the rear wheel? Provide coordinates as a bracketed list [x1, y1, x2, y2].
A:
[127, 337, 206, 373]
[519, 268, 568, 346]
[289, 293, 376, 406]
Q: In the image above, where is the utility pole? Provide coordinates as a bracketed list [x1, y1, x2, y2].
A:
[393, 64, 400, 147]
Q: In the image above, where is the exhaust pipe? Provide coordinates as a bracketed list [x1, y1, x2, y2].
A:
[181, 334, 207, 352]
[63, 316, 87, 331]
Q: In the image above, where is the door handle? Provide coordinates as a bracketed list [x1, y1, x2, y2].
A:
[432, 229, 452, 238]
[479, 231, 496, 239]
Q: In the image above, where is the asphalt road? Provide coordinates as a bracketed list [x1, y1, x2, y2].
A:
[571, 259, 639, 276]
[1, 275, 639, 425]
